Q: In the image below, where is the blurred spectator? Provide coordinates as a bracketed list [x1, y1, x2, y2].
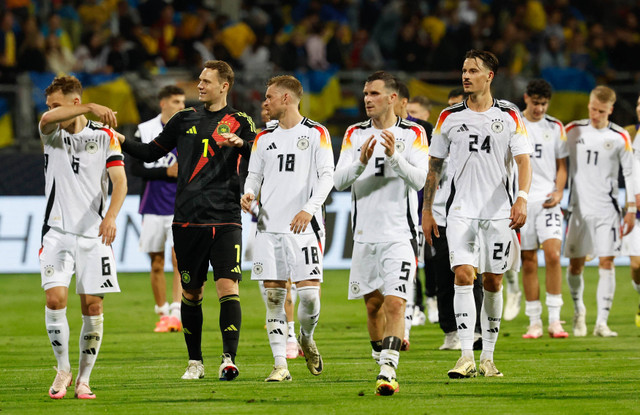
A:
[306, 22, 329, 70]
[395, 18, 427, 71]
[17, 16, 46, 72]
[74, 31, 110, 74]
[0, 10, 17, 82]
[349, 28, 383, 70]
[326, 23, 350, 69]
[240, 35, 271, 73]
[78, 0, 119, 34]
[152, 4, 181, 67]
[218, 17, 256, 61]
[277, 29, 307, 71]
[41, 13, 73, 53]
[45, 33, 76, 75]
[538, 34, 567, 70]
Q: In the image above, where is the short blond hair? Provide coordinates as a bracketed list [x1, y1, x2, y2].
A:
[591, 85, 616, 104]
[267, 75, 303, 100]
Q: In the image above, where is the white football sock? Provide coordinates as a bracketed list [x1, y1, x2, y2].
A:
[154, 302, 169, 317]
[596, 268, 615, 325]
[504, 270, 520, 294]
[525, 300, 542, 326]
[632, 280, 640, 295]
[265, 287, 287, 368]
[290, 283, 298, 306]
[546, 293, 563, 324]
[297, 286, 320, 339]
[287, 321, 296, 342]
[77, 314, 104, 385]
[169, 302, 181, 319]
[404, 299, 414, 340]
[566, 269, 585, 314]
[454, 284, 476, 358]
[480, 288, 503, 362]
[45, 307, 71, 372]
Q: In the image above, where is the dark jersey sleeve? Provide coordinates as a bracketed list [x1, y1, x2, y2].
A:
[121, 112, 182, 162]
[234, 111, 256, 159]
[416, 119, 433, 145]
[129, 128, 175, 180]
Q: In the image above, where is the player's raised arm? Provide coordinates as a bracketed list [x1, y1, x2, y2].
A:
[334, 130, 373, 191]
[422, 156, 443, 245]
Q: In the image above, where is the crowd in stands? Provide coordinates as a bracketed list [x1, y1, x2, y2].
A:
[0, 0, 639, 83]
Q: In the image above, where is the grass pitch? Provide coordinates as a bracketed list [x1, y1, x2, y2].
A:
[1, 268, 640, 414]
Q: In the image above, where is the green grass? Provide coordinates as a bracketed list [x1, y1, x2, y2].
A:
[1, 268, 640, 414]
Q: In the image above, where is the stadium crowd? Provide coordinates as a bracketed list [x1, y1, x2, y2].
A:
[1, 0, 640, 82]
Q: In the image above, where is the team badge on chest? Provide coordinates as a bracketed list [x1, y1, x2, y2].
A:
[297, 136, 309, 150]
[603, 140, 614, 150]
[394, 140, 406, 153]
[85, 138, 98, 154]
[491, 119, 504, 133]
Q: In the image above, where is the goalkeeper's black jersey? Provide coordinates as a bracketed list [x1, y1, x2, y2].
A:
[122, 104, 256, 226]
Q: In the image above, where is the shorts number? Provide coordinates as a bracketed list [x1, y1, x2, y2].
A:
[545, 213, 561, 227]
[611, 227, 617, 242]
[101, 257, 111, 276]
[302, 246, 319, 264]
[374, 157, 385, 176]
[234, 244, 240, 263]
[492, 241, 511, 260]
[278, 154, 295, 171]
[399, 261, 411, 281]
[469, 134, 491, 153]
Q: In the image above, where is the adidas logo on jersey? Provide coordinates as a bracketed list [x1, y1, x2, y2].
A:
[394, 284, 406, 293]
[310, 266, 321, 276]
[100, 279, 114, 288]
[186, 126, 197, 134]
[457, 124, 469, 133]
[267, 142, 277, 150]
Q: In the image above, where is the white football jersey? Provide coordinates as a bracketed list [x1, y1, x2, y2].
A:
[246, 117, 334, 235]
[135, 114, 176, 168]
[429, 99, 531, 220]
[40, 120, 125, 237]
[566, 120, 635, 216]
[524, 114, 568, 202]
[334, 117, 429, 243]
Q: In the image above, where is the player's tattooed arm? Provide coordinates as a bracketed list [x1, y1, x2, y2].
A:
[421, 156, 443, 246]
[422, 156, 443, 211]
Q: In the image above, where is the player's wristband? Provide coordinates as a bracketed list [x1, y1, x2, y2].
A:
[628, 206, 637, 214]
[517, 190, 528, 201]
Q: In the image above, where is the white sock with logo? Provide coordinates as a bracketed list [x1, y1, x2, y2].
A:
[265, 287, 287, 368]
[46, 307, 71, 372]
[480, 288, 503, 362]
[77, 314, 104, 385]
[546, 293, 563, 324]
[596, 268, 615, 325]
[297, 286, 320, 340]
[454, 284, 475, 358]
[566, 269, 586, 314]
[525, 300, 542, 327]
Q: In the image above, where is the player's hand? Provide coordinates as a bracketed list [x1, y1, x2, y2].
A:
[98, 216, 117, 246]
[88, 103, 118, 128]
[542, 189, 563, 208]
[380, 130, 395, 157]
[422, 210, 439, 246]
[510, 198, 527, 229]
[290, 211, 312, 234]
[167, 163, 178, 178]
[359, 134, 376, 164]
[241, 193, 255, 213]
[217, 132, 243, 147]
[622, 211, 635, 236]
